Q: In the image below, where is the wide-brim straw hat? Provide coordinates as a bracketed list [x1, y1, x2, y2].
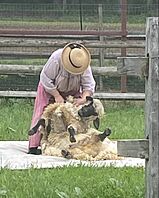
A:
[61, 42, 91, 75]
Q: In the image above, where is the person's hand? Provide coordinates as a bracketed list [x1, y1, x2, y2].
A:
[54, 94, 65, 103]
[51, 89, 64, 103]
[73, 98, 86, 107]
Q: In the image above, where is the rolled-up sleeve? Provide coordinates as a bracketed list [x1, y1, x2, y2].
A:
[40, 51, 61, 93]
[81, 66, 96, 94]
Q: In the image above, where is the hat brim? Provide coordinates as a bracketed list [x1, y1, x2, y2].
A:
[61, 43, 91, 75]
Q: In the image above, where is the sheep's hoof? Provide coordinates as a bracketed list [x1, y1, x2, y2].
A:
[68, 126, 76, 143]
[28, 129, 36, 135]
[98, 128, 112, 141]
[70, 136, 76, 143]
[61, 150, 72, 159]
[104, 128, 112, 136]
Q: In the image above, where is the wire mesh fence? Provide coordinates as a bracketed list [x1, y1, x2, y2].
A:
[0, 1, 158, 93]
[0, 2, 158, 32]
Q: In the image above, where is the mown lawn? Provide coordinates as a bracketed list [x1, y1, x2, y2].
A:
[1, 166, 144, 198]
[0, 99, 145, 141]
[0, 99, 145, 198]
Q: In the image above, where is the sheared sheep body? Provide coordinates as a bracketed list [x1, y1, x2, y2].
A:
[29, 96, 121, 160]
[39, 101, 91, 143]
[29, 96, 105, 143]
[41, 128, 119, 160]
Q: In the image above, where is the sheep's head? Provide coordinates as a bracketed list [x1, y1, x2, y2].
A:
[78, 96, 97, 117]
[78, 96, 104, 129]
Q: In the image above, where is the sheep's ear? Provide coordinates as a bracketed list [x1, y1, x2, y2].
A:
[86, 96, 93, 102]
[93, 112, 98, 116]
[93, 117, 100, 129]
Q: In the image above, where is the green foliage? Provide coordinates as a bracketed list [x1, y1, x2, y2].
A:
[0, 58, 46, 65]
[0, 99, 33, 140]
[1, 166, 144, 198]
[0, 2, 157, 23]
[0, 99, 144, 140]
[0, 99, 145, 197]
[100, 101, 144, 139]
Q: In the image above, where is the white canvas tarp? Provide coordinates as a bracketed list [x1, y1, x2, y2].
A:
[0, 141, 145, 170]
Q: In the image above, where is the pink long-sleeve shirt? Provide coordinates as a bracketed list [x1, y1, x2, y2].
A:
[40, 48, 96, 97]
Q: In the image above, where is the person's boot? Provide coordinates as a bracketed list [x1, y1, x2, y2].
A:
[28, 147, 42, 155]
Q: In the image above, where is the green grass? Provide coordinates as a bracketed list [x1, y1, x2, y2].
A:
[0, 19, 145, 30]
[0, 99, 145, 197]
[101, 101, 145, 139]
[0, 58, 47, 65]
[1, 166, 144, 198]
[0, 99, 33, 140]
[0, 8, 148, 197]
[0, 99, 144, 141]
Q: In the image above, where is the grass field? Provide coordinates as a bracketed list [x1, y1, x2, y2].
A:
[1, 166, 144, 198]
[0, 3, 152, 196]
[0, 99, 145, 141]
[0, 99, 145, 197]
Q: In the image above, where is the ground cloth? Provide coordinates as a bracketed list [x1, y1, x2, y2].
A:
[0, 141, 145, 170]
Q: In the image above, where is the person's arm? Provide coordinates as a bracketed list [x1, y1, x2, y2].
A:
[50, 89, 64, 103]
[74, 66, 96, 106]
[74, 90, 92, 106]
[40, 49, 64, 103]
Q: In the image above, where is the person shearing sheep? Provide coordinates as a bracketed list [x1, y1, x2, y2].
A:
[28, 96, 105, 145]
[28, 96, 121, 160]
[28, 42, 96, 154]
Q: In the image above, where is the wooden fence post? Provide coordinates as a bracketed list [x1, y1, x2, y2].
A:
[98, 4, 104, 90]
[120, 0, 127, 93]
[145, 17, 159, 198]
[117, 17, 158, 198]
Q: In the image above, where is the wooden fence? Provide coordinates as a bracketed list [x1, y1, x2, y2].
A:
[0, 34, 145, 99]
[117, 17, 159, 198]
[0, 0, 148, 92]
[0, 13, 158, 197]
[0, 63, 145, 100]
[0, 0, 145, 94]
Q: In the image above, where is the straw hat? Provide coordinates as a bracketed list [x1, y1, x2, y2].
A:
[61, 42, 91, 75]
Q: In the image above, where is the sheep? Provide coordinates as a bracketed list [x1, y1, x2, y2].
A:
[28, 96, 105, 143]
[28, 96, 121, 160]
[41, 127, 120, 160]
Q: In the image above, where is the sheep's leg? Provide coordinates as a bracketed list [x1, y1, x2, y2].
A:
[67, 126, 76, 143]
[46, 119, 51, 136]
[61, 149, 72, 159]
[62, 148, 91, 160]
[98, 128, 111, 141]
[28, 119, 45, 135]
[40, 119, 52, 144]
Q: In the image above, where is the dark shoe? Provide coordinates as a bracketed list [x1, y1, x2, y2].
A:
[28, 147, 42, 155]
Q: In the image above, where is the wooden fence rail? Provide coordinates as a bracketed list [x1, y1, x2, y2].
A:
[0, 25, 145, 92]
[0, 40, 145, 48]
[0, 91, 145, 100]
[0, 52, 144, 60]
[0, 64, 145, 100]
[0, 65, 118, 76]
